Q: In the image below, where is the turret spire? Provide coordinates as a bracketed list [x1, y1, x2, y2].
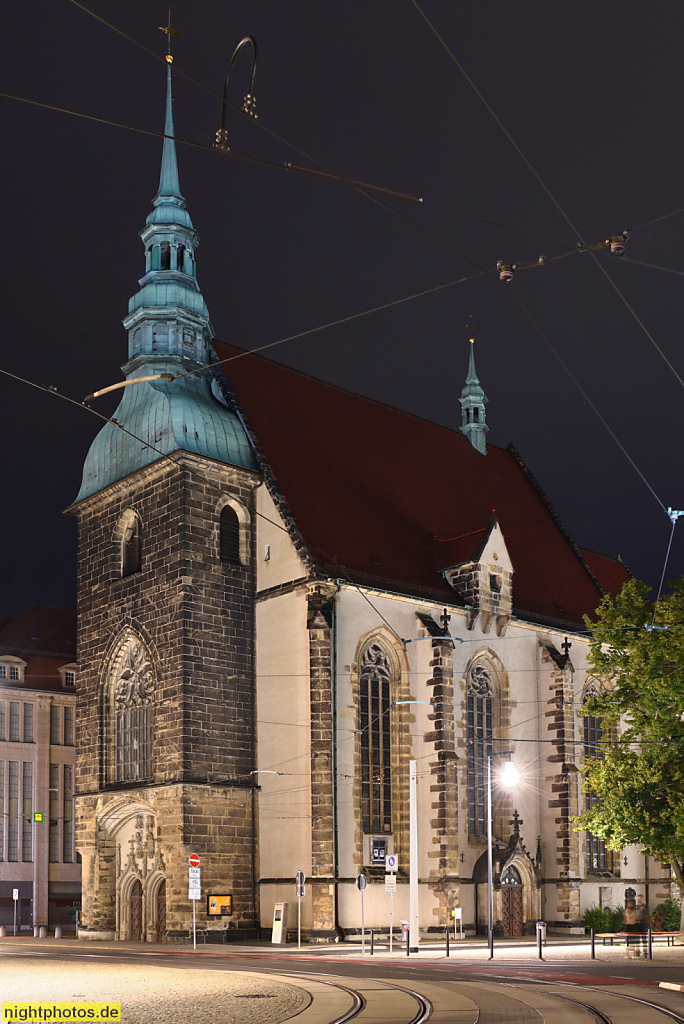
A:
[459, 323, 488, 455]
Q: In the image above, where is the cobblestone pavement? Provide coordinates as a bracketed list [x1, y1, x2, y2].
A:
[0, 956, 309, 1024]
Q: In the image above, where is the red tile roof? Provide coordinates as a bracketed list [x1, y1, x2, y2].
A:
[215, 343, 617, 629]
[579, 548, 631, 598]
[0, 605, 76, 657]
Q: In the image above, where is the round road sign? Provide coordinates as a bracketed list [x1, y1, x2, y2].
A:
[188, 853, 200, 868]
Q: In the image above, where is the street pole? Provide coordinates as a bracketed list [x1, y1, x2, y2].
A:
[389, 889, 393, 953]
[298, 893, 301, 950]
[192, 899, 196, 951]
[487, 753, 494, 959]
[361, 886, 365, 954]
[409, 759, 419, 951]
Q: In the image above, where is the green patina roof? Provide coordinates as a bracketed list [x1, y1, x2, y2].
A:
[73, 65, 254, 505]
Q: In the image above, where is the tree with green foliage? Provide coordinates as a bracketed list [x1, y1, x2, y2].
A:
[575, 577, 684, 935]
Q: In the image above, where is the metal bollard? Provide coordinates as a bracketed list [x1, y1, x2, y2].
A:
[54, 926, 62, 939]
[591, 928, 595, 960]
[537, 928, 543, 960]
[406, 928, 410, 957]
[370, 929, 374, 956]
[39, 926, 47, 939]
[648, 928, 653, 961]
[445, 927, 450, 958]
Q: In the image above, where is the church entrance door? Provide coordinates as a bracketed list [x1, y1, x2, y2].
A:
[501, 866, 523, 938]
[156, 880, 167, 941]
[130, 879, 143, 941]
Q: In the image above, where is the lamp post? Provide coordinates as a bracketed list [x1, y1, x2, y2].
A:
[486, 755, 519, 958]
[389, 700, 432, 952]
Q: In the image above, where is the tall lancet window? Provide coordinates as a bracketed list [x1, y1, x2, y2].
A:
[119, 511, 141, 578]
[583, 687, 608, 871]
[467, 663, 494, 836]
[112, 638, 153, 784]
[360, 641, 394, 834]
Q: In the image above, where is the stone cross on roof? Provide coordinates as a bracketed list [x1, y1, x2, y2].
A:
[510, 809, 523, 834]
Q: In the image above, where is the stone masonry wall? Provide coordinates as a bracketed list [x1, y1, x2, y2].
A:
[73, 452, 260, 938]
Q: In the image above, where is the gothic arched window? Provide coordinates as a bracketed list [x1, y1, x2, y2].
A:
[467, 663, 494, 836]
[583, 689, 607, 871]
[121, 512, 141, 578]
[360, 641, 394, 834]
[112, 638, 153, 784]
[219, 505, 241, 564]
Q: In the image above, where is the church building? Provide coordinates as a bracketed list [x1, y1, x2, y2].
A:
[68, 66, 668, 943]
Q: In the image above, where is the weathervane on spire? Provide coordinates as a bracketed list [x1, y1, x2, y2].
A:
[159, 10, 181, 64]
[467, 315, 476, 345]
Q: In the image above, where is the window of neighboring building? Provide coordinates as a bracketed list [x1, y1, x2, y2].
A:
[219, 504, 241, 564]
[64, 670, 76, 688]
[22, 762, 32, 862]
[63, 765, 73, 864]
[9, 666, 19, 682]
[8, 761, 18, 862]
[0, 761, 4, 861]
[467, 663, 494, 837]
[9, 702, 19, 743]
[49, 764, 60, 863]
[64, 706, 74, 746]
[359, 640, 394, 834]
[0, 701, 5, 741]
[584, 701, 607, 871]
[50, 705, 60, 746]
[23, 704, 33, 743]
[0, 665, 6, 679]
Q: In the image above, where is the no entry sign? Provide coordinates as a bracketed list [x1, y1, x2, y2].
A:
[188, 853, 200, 868]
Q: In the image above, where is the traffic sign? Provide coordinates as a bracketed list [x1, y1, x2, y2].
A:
[189, 867, 200, 879]
[386, 854, 398, 873]
[296, 884, 305, 897]
[295, 870, 305, 886]
[188, 853, 200, 867]
[356, 874, 367, 891]
[189, 891, 200, 901]
[384, 874, 396, 894]
[12, 889, 19, 901]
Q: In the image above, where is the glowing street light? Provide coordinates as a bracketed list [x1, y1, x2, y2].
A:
[487, 752, 520, 959]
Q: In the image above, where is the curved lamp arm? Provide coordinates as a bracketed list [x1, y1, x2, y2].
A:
[215, 35, 258, 150]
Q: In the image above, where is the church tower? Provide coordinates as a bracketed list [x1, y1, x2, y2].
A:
[459, 335, 488, 455]
[69, 62, 261, 941]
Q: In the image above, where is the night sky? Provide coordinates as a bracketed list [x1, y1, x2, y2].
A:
[2, 1, 684, 618]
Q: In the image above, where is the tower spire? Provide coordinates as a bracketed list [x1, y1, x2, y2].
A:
[158, 56, 182, 200]
[459, 321, 488, 455]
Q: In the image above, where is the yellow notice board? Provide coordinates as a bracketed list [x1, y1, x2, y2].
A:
[207, 894, 232, 916]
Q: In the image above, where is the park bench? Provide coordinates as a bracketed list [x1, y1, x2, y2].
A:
[598, 931, 680, 947]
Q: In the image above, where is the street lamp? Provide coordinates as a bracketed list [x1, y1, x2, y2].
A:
[388, 700, 432, 952]
[487, 753, 519, 959]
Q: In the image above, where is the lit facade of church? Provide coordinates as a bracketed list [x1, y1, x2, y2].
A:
[69, 68, 668, 942]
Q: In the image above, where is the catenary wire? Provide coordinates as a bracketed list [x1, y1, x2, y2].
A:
[507, 290, 667, 513]
[65, 0, 574, 246]
[411, 1, 684, 406]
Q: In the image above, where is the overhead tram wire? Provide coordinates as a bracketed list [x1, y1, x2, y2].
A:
[410, 0, 684, 401]
[65, 0, 573, 247]
[508, 290, 666, 514]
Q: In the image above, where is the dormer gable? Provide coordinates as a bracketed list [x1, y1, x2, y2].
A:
[440, 516, 513, 635]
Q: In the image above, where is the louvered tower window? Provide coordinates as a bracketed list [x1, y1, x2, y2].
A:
[219, 505, 241, 564]
[122, 514, 141, 578]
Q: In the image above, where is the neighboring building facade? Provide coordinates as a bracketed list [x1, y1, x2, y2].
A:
[0, 606, 80, 932]
[68, 66, 669, 943]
